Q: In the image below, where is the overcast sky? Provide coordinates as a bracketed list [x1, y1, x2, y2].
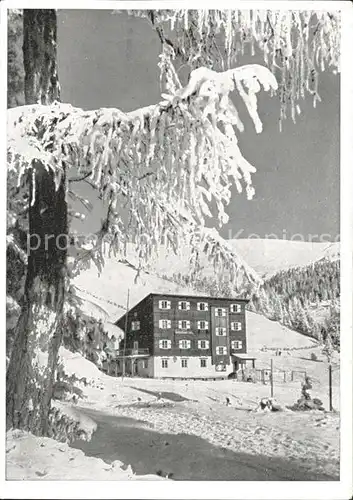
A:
[57, 10, 340, 242]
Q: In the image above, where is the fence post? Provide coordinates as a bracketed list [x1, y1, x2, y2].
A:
[329, 364, 333, 411]
[270, 359, 274, 398]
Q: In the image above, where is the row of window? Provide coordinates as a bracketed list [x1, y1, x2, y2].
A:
[162, 320, 242, 332]
[131, 319, 242, 332]
[158, 300, 242, 314]
[158, 339, 243, 351]
[161, 358, 208, 369]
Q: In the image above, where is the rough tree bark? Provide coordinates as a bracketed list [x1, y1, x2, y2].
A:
[6, 9, 67, 435]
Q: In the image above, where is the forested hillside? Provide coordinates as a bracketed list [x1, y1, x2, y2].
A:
[167, 257, 340, 350]
[249, 258, 340, 348]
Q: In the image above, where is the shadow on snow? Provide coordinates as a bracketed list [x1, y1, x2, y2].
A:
[71, 407, 338, 481]
[127, 386, 198, 403]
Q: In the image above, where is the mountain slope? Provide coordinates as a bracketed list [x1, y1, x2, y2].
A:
[228, 239, 340, 278]
[144, 239, 339, 281]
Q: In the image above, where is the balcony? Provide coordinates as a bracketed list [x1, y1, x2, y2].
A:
[113, 348, 150, 358]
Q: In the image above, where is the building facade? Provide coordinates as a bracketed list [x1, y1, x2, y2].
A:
[115, 293, 249, 378]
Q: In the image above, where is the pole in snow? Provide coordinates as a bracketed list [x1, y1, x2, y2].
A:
[329, 363, 333, 411]
[270, 358, 274, 398]
[122, 289, 130, 382]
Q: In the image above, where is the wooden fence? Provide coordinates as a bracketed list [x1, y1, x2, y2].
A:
[251, 368, 307, 384]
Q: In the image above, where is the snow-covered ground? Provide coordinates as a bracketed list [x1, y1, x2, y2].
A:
[7, 346, 340, 481]
[6, 429, 166, 481]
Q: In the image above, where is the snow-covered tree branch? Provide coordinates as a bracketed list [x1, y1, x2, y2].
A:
[130, 9, 340, 127]
[8, 63, 277, 286]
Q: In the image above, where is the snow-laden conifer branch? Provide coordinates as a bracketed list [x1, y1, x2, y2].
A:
[132, 9, 340, 127]
[7, 64, 276, 287]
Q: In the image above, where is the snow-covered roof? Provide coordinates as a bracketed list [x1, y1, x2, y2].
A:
[103, 322, 123, 339]
[232, 353, 257, 360]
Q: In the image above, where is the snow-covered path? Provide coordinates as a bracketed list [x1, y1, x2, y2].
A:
[69, 375, 339, 481]
[71, 404, 337, 481]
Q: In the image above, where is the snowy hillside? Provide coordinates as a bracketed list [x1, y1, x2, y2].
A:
[148, 239, 340, 280]
[229, 239, 340, 277]
[73, 258, 197, 322]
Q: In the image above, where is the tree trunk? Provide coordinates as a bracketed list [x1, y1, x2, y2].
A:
[6, 9, 67, 435]
[23, 9, 60, 105]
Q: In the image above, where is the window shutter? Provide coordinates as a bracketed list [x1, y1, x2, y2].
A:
[167, 301, 171, 309]
[197, 303, 200, 311]
[167, 319, 171, 328]
[236, 322, 242, 331]
[167, 340, 171, 348]
[204, 303, 209, 311]
[186, 320, 190, 329]
[178, 320, 182, 329]
[187, 340, 191, 348]
[186, 302, 190, 310]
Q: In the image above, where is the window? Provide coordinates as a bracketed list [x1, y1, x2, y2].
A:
[231, 340, 243, 350]
[159, 300, 171, 310]
[178, 320, 190, 330]
[197, 320, 209, 330]
[230, 321, 242, 331]
[133, 341, 139, 351]
[197, 302, 209, 311]
[179, 339, 191, 349]
[230, 304, 242, 313]
[198, 340, 209, 349]
[161, 359, 168, 368]
[215, 308, 226, 317]
[159, 319, 171, 329]
[216, 346, 227, 355]
[215, 327, 227, 336]
[200, 359, 207, 368]
[178, 301, 190, 310]
[181, 359, 188, 368]
[131, 321, 140, 331]
[159, 339, 171, 349]
[142, 360, 148, 369]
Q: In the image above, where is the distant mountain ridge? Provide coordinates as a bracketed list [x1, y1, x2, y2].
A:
[221, 239, 339, 278]
[150, 238, 340, 281]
